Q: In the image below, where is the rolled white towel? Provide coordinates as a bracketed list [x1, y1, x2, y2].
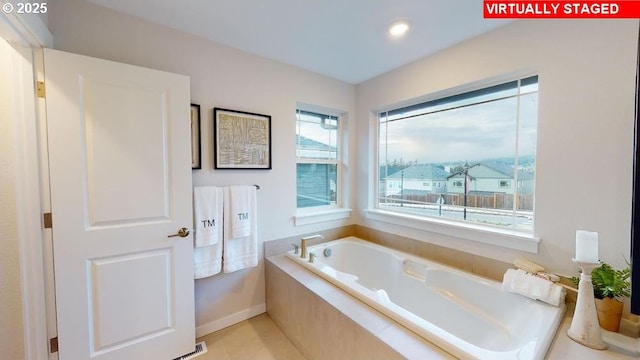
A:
[513, 257, 545, 274]
[502, 269, 565, 307]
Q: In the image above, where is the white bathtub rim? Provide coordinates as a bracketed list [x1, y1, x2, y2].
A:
[286, 236, 565, 360]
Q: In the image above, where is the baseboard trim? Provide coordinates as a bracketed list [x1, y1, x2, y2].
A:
[195, 304, 266, 338]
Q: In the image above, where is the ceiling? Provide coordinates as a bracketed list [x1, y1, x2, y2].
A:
[87, 0, 512, 84]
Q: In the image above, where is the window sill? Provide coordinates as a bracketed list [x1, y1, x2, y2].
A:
[294, 208, 352, 226]
[364, 208, 539, 253]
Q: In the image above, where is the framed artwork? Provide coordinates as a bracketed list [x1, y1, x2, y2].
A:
[213, 107, 272, 169]
[191, 104, 201, 169]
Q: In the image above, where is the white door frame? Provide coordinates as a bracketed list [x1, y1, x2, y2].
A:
[0, 8, 54, 360]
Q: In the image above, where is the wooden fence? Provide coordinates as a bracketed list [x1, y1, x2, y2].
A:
[383, 192, 534, 211]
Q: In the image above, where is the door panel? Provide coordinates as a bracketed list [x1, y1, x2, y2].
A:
[45, 48, 194, 360]
[84, 79, 170, 225]
[90, 250, 172, 353]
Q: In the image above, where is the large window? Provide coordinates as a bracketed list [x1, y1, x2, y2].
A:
[378, 76, 538, 232]
[296, 109, 340, 209]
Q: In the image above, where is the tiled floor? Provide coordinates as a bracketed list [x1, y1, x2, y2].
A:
[195, 313, 306, 360]
[192, 310, 639, 360]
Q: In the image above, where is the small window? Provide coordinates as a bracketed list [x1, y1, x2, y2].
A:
[499, 180, 511, 188]
[296, 109, 341, 209]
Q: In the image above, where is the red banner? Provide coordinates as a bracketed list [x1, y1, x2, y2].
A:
[484, 1, 640, 18]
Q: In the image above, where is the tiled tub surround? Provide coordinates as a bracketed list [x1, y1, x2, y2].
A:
[266, 254, 455, 359]
[265, 228, 638, 359]
[267, 254, 639, 360]
[285, 237, 565, 359]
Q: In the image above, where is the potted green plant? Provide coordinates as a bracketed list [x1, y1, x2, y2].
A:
[572, 262, 630, 332]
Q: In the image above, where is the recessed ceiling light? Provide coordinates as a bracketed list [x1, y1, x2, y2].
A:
[389, 21, 410, 37]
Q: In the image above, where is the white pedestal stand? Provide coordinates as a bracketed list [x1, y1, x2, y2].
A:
[567, 260, 607, 350]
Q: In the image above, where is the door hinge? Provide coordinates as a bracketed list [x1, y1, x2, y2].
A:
[36, 81, 46, 98]
[49, 337, 58, 353]
[43, 213, 52, 229]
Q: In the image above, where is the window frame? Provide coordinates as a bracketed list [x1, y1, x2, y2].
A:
[368, 73, 540, 252]
[295, 105, 349, 222]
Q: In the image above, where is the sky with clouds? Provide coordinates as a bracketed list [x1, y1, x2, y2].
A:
[379, 92, 538, 165]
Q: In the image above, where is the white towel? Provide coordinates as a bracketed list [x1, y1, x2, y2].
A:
[229, 185, 252, 238]
[193, 244, 223, 279]
[223, 186, 258, 273]
[193, 186, 223, 247]
[193, 186, 224, 279]
[502, 269, 565, 307]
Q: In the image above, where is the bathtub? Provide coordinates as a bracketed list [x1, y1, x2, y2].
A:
[285, 237, 565, 360]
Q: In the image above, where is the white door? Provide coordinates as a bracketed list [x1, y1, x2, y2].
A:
[45, 48, 195, 360]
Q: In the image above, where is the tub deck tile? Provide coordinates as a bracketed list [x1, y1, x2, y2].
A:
[323, 288, 395, 335]
[271, 254, 336, 297]
[267, 237, 640, 360]
[377, 323, 455, 360]
[267, 254, 456, 360]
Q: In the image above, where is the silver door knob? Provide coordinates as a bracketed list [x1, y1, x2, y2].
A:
[168, 227, 190, 238]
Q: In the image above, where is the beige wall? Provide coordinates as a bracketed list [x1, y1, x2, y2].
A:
[0, 37, 25, 360]
[47, 0, 357, 333]
[46, 0, 640, 336]
[356, 20, 638, 277]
